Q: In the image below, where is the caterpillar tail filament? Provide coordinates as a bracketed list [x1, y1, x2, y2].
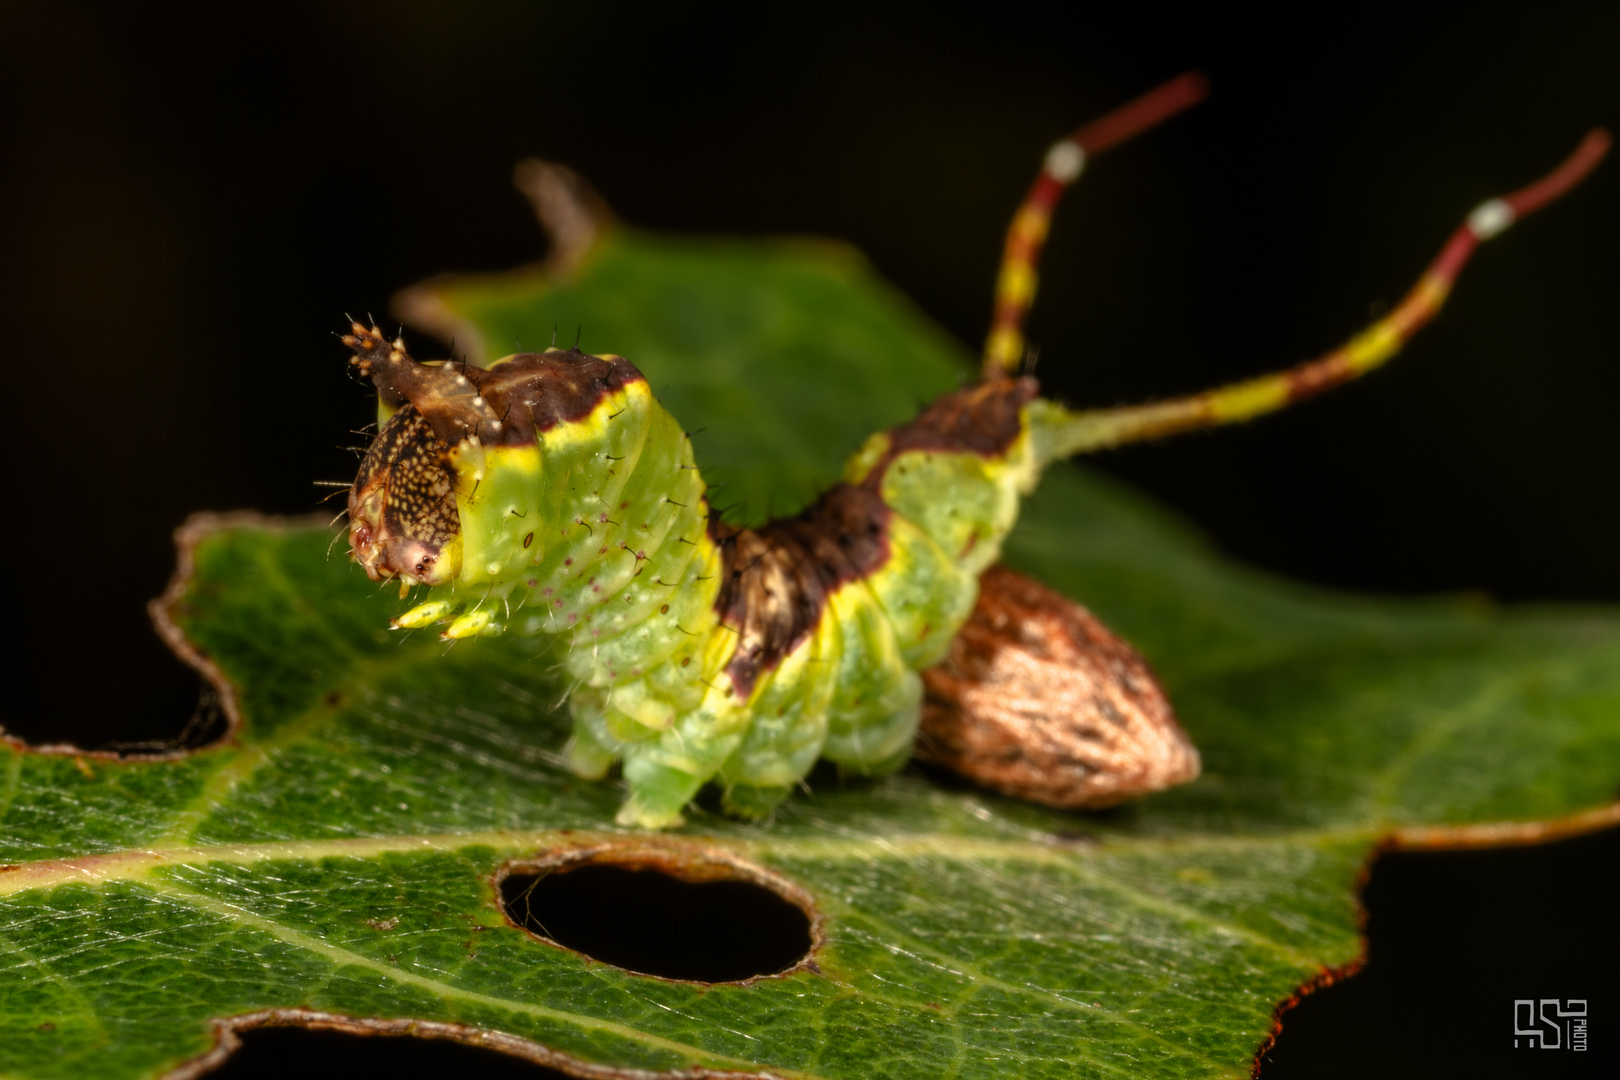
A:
[1026, 128, 1611, 465]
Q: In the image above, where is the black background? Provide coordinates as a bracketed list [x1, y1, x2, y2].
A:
[0, 3, 1615, 1077]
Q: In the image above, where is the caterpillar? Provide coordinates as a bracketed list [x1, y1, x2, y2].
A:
[342, 74, 1607, 829]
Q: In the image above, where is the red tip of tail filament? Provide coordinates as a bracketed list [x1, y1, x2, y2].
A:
[1071, 72, 1210, 156]
[1503, 129, 1610, 219]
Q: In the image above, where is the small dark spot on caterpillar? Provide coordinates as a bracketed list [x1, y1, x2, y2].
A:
[660, 604, 670, 614]
[523, 532, 534, 548]
[325, 690, 344, 707]
[619, 502, 629, 509]
[564, 557, 573, 566]
[681, 656, 691, 667]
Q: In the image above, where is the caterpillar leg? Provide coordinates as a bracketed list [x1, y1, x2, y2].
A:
[717, 627, 838, 820]
[985, 72, 1210, 376]
[616, 757, 711, 829]
[1026, 129, 1610, 463]
[823, 672, 922, 777]
[615, 702, 753, 828]
[722, 782, 797, 820]
[564, 723, 618, 781]
[818, 586, 927, 775]
[717, 699, 831, 818]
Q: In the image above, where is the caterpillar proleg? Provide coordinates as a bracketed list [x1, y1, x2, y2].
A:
[343, 75, 1608, 829]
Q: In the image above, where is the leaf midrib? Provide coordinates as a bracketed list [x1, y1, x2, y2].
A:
[1, 827, 1374, 897]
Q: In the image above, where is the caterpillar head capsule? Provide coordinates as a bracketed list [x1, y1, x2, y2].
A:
[342, 323, 482, 587]
[347, 403, 463, 586]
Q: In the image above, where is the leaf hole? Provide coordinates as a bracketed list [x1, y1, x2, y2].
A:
[496, 844, 819, 983]
[207, 1023, 571, 1079]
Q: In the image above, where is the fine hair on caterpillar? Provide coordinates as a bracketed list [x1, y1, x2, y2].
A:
[342, 73, 1609, 830]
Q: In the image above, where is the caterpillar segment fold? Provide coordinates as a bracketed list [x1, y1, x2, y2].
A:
[343, 80, 1606, 828]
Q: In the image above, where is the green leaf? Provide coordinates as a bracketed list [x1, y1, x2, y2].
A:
[3, 225, 1617, 1080]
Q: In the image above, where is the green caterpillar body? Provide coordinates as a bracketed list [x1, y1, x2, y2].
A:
[345, 326, 1042, 828]
[344, 82, 1602, 829]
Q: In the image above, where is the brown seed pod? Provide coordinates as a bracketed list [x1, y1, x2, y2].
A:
[918, 565, 1199, 809]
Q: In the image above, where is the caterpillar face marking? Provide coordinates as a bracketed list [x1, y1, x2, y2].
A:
[340, 75, 1606, 829]
[349, 405, 460, 586]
